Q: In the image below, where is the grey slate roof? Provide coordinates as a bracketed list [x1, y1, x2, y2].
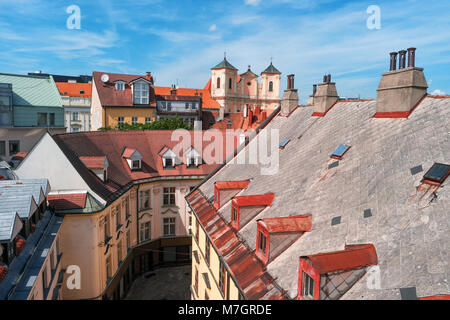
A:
[197, 97, 450, 300]
[262, 62, 281, 74]
[0, 212, 21, 243]
[212, 58, 238, 70]
[0, 179, 50, 206]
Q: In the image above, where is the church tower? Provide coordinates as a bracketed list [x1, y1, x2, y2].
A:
[260, 61, 282, 107]
[211, 56, 238, 118]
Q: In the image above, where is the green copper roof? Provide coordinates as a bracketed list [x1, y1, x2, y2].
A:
[0, 73, 63, 108]
[212, 58, 237, 70]
[262, 62, 281, 74]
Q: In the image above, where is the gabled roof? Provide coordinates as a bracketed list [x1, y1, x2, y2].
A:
[262, 62, 281, 75]
[122, 148, 143, 160]
[51, 130, 242, 202]
[212, 58, 237, 70]
[233, 193, 275, 207]
[79, 156, 108, 170]
[0, 212, 22, 243]
[215, 180, 250, 190]
[0, 73, 63, 108]
[92, 71, 156, 107]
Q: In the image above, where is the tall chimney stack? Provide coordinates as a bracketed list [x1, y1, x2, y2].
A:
[389, 52, 398, 71]
[313, 85, 317, 95]
[376, 48, 428, 118]
[407, 48, 416, 68]
[281, 74, 298, 117]
[313, 74, 338, 116]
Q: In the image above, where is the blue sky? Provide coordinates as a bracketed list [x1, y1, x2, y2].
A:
[0, 0, 449, 103]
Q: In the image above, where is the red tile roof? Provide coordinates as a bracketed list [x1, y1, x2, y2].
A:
[418, 295, 450, 300]
[233, 193, 275, 207]
[122, 148, 137, 159]
[187, 189, 287, 300]
[48, 193, 87, 211]
[92, 72, 156, 107]
[52, 131, 242, 201]
[305, 244, 378, 274]
[215, 180, 250, 190]
[56, 82, 92, 98]
[0, 265, 8, 282]
[260, 214, 312, 233]
[154, 86, 219, 110]
[79, 156, 106, 170]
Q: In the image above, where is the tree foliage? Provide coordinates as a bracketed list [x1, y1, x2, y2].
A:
[99, 117, 193, 131]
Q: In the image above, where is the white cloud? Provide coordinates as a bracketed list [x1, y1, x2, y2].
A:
[245, 0, 261, 6]
[431, 89, 446, 96]
[209, 24, 217, 32]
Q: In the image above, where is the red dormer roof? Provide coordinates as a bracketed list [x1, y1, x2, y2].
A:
[79, 156, 106, 170]
[122, 148, 137, 159]
[259, 214, 312, 233]
[233, 193, 275, 207]
[305, 244, 378, 274]
[215, 180, 250, 190]
[48, 193, 88, 211]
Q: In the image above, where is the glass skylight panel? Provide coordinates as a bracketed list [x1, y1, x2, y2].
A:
[423, 163, 450, 184]
[279, 138, 290, 149]
[331, 144, 351, 159]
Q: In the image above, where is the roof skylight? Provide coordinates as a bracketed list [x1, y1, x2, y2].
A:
[423, 163, 450, 185]
[279, 138, 290, 149]
[331, 144, 351, 160]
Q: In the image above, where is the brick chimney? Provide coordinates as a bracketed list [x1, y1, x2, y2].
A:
[313, 74, 338, 116]
[170, 84, 177, 96]
[281, 74, 298, 116]
[375, 49, 428, 118]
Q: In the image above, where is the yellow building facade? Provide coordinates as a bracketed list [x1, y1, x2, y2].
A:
[103, 107, 157, 128]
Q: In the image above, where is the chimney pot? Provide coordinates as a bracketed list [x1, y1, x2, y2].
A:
[323, 75, 327, 83]
[313, 84, 317, 95]
[398, 50, 407, 69]
[287, 74, 295, 90]
[389, 52, 398, 71]
[407, 48, 416, 68]
[327, 74, 331, 83]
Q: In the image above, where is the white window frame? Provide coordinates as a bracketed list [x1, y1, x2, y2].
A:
[115, 81, 126, 91]
[140, 221, 151, 242]
[163, 217, 176, 237]
[139, 190, 151, 210]
[131, 159, 141, 170]
[133, 81, 149, 104]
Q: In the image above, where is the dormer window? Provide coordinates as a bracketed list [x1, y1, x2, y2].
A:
[185, 147, 202, 167]
[230, 193, 275, 230]
[79, 156, 109, 182]
[164, 158, 174, 167]
[115, 81, 126, 91]
[132, 160, 141, 170]
[122, 148, 144, 171]
[258, 230, 267, 254]
[213, 180, 251, 210]
[297, 244, 378, 300]
[159, 146, 180, 169]
[130, 78, 151, 105]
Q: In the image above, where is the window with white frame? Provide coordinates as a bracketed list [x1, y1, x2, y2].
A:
[139, 190, 151, 210]
[132, 117, 138, 125]
[163, 217, 176, 236]
[115, 81, 125, 91]
[118, 117, 124, 125]
[131, 159, 141, 170]
[133, 82, 149, 104]
[72, 112, 79, 121]
[145, 117, 151, 124]
[163, 187, 176, 206]
[140, 221, 151, 242]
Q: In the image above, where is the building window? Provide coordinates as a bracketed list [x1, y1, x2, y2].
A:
[132, 117, 138, 125]
[232, 208, 238, 223]
[9, 140, 20, 156]
[72, 127, 80, 133]
[139, 190, 151, 210]
[131, 159, 141, 170]
[205, 238, 211, 266]
[72, 112, 79, 121]
[115, 82, 125, 91]
[116, 205, 122, 230]
[217, 77, 221, 89]
[229, 78, 232, 90]
[195, 218, 199, 243]
[126, 230, 131, 250]
[124, 196, 130, 219]
[106, 256, 112, 281]
[37, 113, 47, 126]
[258, 231, 267, 254]
[302, 272, 315, 299]
[163, 187, 176, 206]
[194, 267, 199, 296]
[0, 141, 5, 156]
[118, 117, 124, 125]
[117, 240, 123, 264]
[219, 261, 227, 296]
[145, 117, 151, 124]
[191, 103, 197, 110]
[163, 217, 176, 236]
[104, 214, 111, 243]
[50, 249, 56, 270]
[167, 102, 172, 111]
[140, 221, 151, 242]
[49, 113, 55, 126]
[42, 264, 49, 289]
[185, 103, 189, 109]
[134, 82, 149, 104]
